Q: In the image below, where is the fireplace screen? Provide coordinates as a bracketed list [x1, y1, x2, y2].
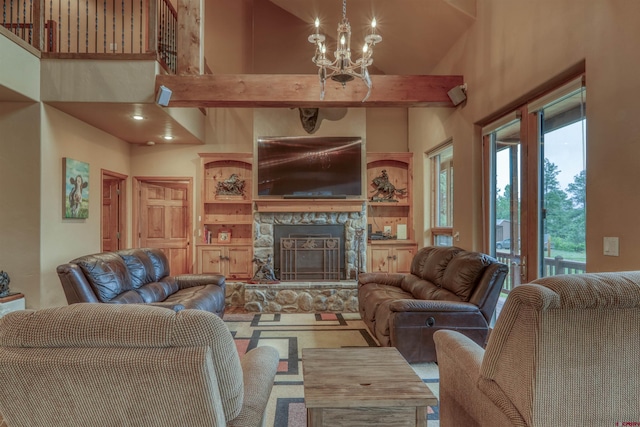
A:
[280, 236, 341, 281]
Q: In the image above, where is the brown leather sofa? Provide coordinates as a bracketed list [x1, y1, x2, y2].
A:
[358, 246, 508, 363]
[57, 248, 226, 317]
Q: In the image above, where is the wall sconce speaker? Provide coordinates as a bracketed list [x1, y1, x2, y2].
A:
[156, 85, 172, 107]
[447, 84, 467, 106]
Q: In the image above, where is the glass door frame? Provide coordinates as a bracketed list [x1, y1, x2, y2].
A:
[483, 106, 539, 285]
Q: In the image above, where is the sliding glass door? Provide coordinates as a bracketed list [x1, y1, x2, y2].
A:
[486, 117, 525, 293]
[531, 84, 587, 277]
[484, 76, 586, 318]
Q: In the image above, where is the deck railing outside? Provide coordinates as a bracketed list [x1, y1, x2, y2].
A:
[1, 0, 177, 73]
[496, 251, 587, 293]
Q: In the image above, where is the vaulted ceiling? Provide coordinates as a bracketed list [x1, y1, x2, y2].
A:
[267, 0, 476, 75]
[1, 0, 477, 144]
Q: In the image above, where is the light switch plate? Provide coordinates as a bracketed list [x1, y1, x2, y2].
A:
[603, 237, 619, 256]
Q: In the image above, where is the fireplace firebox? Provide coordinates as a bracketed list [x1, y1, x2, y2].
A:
[274, 225, 345, 280]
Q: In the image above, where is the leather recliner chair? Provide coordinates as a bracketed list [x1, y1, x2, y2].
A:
[358, 246, 508, 363]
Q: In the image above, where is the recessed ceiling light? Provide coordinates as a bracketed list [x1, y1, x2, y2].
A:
[146, 141, 155, 146]
[163, 135, 174, 140]
[132, 115, 144, 121]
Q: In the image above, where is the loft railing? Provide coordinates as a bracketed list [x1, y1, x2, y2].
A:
[1, 0, 177, 73]
[496, 252, 586, 293]
[156, 0, 176, 73]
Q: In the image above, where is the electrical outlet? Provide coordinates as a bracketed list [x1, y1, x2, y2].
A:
[110, 42, 118, 52]
[603, 237, 619, 256]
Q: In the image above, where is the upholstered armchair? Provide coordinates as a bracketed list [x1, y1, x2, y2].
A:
[434, 271, 640, 426]
[0, 304, 279, 427]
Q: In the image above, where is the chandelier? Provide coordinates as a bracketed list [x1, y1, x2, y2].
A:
[308, 0, 382, 102]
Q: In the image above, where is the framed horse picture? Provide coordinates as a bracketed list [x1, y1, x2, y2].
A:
[63, 157, 90, 219]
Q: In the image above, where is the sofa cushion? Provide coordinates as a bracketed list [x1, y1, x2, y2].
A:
[136, 281, 176, 303]
[144, 249, 171, 281]
[441, 252, 492, 301]
[118, 249, 156, 289]
[402, 276, 460, 301]
[108, 290, 145, 304]
[165, 286, 226, 313]
[74, 253, 133, 302]
[412, 246, 462, 285]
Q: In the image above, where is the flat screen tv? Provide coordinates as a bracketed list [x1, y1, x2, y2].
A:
[257, 136, 363, 198]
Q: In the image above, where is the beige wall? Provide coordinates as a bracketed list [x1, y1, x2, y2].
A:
[411, 0, 640, 271]
[251, 0, 317, 74]
[0, 35, 40, 101]
[204, 0, 253, 73]
[0, 103, 41, 308]
[366, 108, 408, 152]
[39, 105, 131, 308]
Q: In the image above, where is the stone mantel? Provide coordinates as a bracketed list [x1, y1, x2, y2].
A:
[254, 198, 366, 213]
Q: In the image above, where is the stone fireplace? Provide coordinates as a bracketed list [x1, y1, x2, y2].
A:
[253, 202, 367, 281]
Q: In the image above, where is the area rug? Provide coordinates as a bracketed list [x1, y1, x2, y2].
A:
[223, 312, 440, 427]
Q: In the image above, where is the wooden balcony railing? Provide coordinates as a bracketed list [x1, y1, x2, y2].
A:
[496, 251, 587, 293]
[1, 0, 177, 73]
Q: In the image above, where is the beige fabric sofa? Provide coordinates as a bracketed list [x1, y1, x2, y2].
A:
[0, 304, 279, 427]
[434, 271, 640, 426]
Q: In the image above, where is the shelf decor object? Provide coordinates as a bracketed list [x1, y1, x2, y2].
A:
[370, 169, 407, 202]
[215, 173, 245, 198]
[217, 229, 231, 244]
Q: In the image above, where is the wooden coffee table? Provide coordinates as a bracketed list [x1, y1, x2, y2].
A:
[302, 347, 437, 427]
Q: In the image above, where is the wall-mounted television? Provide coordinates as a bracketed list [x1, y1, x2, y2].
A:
[257, 136, 363, 198]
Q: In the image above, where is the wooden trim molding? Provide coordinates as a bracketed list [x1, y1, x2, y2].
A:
[254, 199, 366, 213]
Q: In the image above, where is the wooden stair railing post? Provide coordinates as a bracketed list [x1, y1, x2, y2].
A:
[148, 0, 159, 55]
[177, 0, 201, 75]
[32, 0, 43, 51]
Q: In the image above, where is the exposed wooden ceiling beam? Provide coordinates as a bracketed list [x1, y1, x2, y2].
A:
[155, 74, 464, 108]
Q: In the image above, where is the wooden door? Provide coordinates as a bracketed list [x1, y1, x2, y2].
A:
[139, 180, 192, 274]
[101, 170, 126, 252]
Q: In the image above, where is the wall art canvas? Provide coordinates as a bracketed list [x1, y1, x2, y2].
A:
[63, 157, 90, 219]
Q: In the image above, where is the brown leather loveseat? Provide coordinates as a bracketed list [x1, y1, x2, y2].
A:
[358, 246, 508, 362]
[57, 248, 226, 317]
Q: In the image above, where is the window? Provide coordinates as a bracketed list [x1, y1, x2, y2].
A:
[429, 143, 454, 246]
